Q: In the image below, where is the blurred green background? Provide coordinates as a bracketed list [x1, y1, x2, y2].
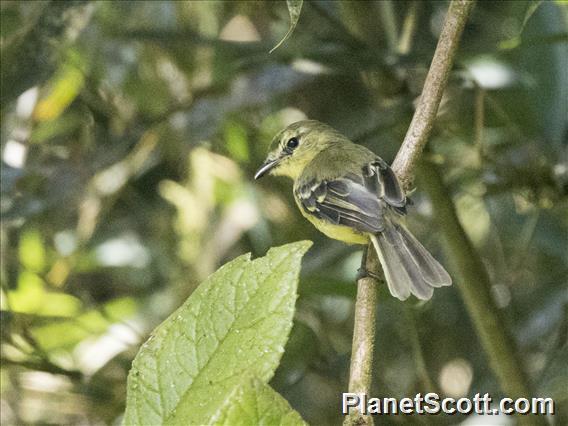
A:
[1, 1, 566, 424]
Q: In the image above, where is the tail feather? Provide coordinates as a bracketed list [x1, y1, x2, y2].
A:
[373, 232, 412, 300]
[396, 224, 452, 288]
[370, 220, 451, 301]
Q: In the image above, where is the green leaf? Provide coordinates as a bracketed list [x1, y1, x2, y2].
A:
[124, 241, 312, 426]
[224, 120, 250, 163]
[19, 228, 46, 272]
[521, 0, 543, 31]
[498, 0, 544, 50]
[213, 377, 306, 426]
[270, 0, 303, 53]
[33, 50, 85, 122]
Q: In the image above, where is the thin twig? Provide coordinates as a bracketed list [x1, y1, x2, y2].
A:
[397, 1, 421, 55]
[391, 0, 476, 188]
[345, 2, 475, 425]
[378, 0, 398, 52]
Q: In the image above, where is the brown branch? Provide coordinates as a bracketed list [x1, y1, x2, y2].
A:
[347, 0, 542, 423]
[344, 247, 380, 426]
[392, 0, 476, 188]
[345, 2, 475, 425]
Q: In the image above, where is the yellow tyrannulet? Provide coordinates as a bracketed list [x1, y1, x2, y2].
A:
[255, 120, 451, 301]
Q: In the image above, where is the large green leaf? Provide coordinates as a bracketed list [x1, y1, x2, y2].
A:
[124, 241, 312, 426]
[213, 377, 306, 426]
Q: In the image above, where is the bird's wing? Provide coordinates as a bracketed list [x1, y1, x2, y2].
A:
[357, 157, 405, 208]
[295, 159, 406, 234]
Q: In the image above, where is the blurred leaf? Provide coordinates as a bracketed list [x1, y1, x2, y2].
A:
[8, 270, 82, 318]
[0, 1, 91, 107]
[124, 241, 311, 426]
[104, 297, 138, 320]
[224, 121, 250, 163]
[19, 228, 46, 272]
[30, 109, 85, 143]
[499, 0, 547, 50]
[522, 1, 544, 31]
[213, 377, 306, 426]
[31, 297, 137, 350]
[31, 312, 106, 351]
[454, 191, 491, 246]
[9, 271, 46, 313]
[37, 293, 83, 317]
[270, 0, 303, 53]
[33, 50, 86, 122]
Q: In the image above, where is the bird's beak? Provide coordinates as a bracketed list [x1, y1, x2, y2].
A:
[254, 158, 280, 180]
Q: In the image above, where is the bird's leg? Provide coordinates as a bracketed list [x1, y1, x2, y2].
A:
[356, 245, 382, 281]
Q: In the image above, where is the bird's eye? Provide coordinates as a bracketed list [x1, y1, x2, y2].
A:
[286, 137, 299, 150]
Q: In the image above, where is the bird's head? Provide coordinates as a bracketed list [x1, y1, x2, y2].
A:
[254, 120, 345, 180]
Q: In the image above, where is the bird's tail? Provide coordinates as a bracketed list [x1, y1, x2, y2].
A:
[370, 219, 451, 301]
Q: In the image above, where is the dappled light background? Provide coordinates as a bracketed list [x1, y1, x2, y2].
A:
[1, 1, 567, 424]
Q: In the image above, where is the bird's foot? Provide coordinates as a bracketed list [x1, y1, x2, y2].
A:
[356, 267, 382, 281]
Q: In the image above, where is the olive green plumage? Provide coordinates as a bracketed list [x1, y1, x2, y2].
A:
[255, 120, 451, 301]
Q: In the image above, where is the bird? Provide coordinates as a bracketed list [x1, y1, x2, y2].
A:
[254, 120, 451, 301]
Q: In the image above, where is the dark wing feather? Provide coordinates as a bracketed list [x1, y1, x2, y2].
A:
[295, 158, 407, 234]
[363, 158, 406, 208]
